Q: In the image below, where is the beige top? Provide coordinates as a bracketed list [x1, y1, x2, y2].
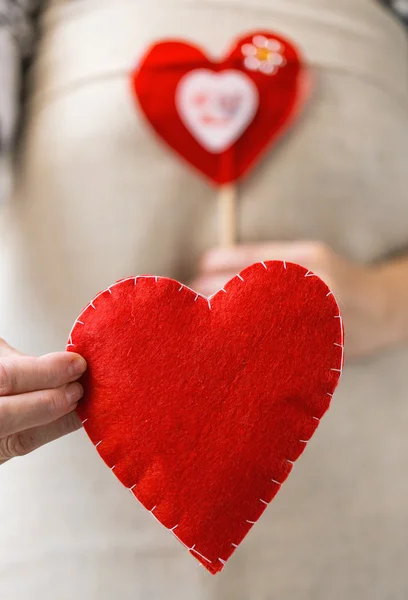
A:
[1, 0, 408, 598]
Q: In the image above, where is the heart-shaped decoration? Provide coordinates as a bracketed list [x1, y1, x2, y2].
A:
[176, 69, 259, 153]
[68, 262, 343, 574]
[132, 31, 310, 184]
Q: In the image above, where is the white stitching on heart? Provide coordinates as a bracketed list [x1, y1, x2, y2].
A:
[334, 342, 344, 366]
[148, 506, 167, 530]
[69, 263, 343, 569]
[169, 532, 212, 564]
[171, 529, 188, 549]
[190, 545, 212, 564]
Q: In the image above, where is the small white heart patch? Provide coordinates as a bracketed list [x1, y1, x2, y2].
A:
[176, 69, 259, 153]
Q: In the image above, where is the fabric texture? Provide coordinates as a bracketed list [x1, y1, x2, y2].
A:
[1, 0, 408, 598]
[68, 262, 342, 573]
[132, 31, 309, 185]
[381, 0, 408, 24]
[0, 0, 41, 203]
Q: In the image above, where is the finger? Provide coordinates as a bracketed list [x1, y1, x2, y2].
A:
[199, 245, 268, 273]
[200, 242, 320, 274]
[0, 352, 87, 396]
[191, 274, 234, 298]
[0, 410, 82, 462]
[0, 381, 83, 437]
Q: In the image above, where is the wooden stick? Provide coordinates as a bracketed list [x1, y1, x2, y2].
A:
[219, 184, 237, 247]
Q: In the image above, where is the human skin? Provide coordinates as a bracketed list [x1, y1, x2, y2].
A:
[2, 239, 407, 463]
[191, 241, 408, 359]
[0, 339, 86, 464]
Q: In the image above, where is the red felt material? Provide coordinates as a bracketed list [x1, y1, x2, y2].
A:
[131, 31, 310, 184]
[68, 262, 343, 574]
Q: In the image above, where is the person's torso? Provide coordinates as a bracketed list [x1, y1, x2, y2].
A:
[1, 2, 408, 599]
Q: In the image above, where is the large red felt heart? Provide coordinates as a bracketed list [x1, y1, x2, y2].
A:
[131, 31, 310, 184]
[68, 262, 342, 574]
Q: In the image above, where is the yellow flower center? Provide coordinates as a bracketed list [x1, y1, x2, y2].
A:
[256, 48, 271, 62]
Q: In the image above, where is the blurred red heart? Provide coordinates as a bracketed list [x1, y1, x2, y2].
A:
[68, 262, 342, 573]
[131, 31, 310, 184]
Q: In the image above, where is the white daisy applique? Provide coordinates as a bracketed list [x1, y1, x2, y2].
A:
[241, 35, 286, 75]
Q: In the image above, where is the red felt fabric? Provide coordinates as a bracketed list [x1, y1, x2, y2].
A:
[68, 262, 343, 574]
[131, 31, 310, 184]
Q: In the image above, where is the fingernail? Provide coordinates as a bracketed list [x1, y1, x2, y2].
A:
[66, 383, 83, 405]
[69, 356, 87, 377]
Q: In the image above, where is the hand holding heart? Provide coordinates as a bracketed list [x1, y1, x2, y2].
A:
[191, 241, 398, 359]
[0, 340, 85, 464]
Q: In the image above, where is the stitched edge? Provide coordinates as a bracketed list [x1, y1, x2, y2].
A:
[67, 261, 343, 570]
